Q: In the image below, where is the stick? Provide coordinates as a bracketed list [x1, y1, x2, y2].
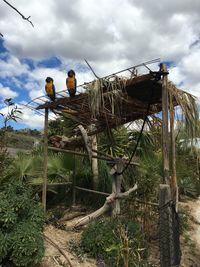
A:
[44, 234, 73, 267]
[3, 0, 34, 27]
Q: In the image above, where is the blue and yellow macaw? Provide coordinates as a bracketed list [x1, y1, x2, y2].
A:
[66, 70, 77, 97]
[45, 77, 56, 101]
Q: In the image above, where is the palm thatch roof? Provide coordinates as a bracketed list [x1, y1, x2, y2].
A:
[37, 68, 198, 138]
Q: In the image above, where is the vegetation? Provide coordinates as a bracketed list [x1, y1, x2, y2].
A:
[0, 180, 44, 267]
[81, 217, 152, 267]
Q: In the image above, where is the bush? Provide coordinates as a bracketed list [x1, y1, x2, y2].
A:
[0, 180, 44, 266]
[81, 217, 149, 267]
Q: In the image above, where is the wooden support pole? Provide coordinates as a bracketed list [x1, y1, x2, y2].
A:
[170, 101, 178, 210]
[42, 108, 48, 212]
[112, 160, 123, 217]
[72, 154, 76, 207]
[91, 134, 99, 190]
[161, 64, 170, 184]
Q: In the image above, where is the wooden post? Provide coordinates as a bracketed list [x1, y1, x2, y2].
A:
[91, 134, 99, 190]
[161, 63, 170, 184]
[112, 160, 123, 216]
[42, 108, 48, 212]
[170, 101, 178, 210]
[72, 154, 76, 207]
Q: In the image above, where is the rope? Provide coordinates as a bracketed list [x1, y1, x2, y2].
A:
[115, 91, 152, 176]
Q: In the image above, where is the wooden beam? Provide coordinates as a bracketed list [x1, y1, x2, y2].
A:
[48, 146, 115, 162]
[75, 186, 110, 196]
[161, 64, 170, 184]
[42, 108, 48, 212]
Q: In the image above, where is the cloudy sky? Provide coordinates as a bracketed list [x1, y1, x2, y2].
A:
[0, 0, 200, 129]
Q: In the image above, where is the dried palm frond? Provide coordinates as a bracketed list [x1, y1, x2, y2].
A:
[85, 77, 127, 119]
[168, 81, 199, 141]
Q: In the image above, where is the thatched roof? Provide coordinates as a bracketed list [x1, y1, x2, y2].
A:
[36, 69, 198, 136]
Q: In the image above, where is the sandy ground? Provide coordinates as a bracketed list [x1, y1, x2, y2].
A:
[41, 201, 200, 267]
[41, 214, 97, 267]
[180, 198, 200, 267]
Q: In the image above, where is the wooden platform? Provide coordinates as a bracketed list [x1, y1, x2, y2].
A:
[36, 71, 169, 133]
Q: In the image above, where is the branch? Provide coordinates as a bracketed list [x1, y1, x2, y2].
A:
[116, 183, 138, 199]
[73, 183, 138, 228]
[3, 0, 34, 27]
[44, 234, 73, 267]
[0, 33, 3, 37]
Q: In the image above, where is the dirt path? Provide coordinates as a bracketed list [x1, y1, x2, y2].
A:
[41, 215, 97, 267]
[192, 198, 200, 247]
[180, 198, 200, 267]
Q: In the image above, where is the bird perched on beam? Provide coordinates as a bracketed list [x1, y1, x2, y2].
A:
[45, 77, 56, 101]
[66, 70, 76, 97]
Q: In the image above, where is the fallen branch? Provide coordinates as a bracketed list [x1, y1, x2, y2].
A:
[3, 0, 34, 27]
[44, 234, 73, 267]
[59, 211, 86, 223]
[74, 183, 138, 228]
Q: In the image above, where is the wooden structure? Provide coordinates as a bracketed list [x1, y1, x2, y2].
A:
[35, 62, 184, 212]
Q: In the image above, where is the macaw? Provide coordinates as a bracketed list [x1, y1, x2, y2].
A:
[45, 77, 56, 101]
[66, 70, 77, 97]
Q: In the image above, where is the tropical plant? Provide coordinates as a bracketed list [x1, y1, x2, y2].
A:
[0, 180, 44, 266]
[81, 217, 149, 267]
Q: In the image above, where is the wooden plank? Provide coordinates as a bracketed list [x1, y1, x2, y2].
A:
[42, 108, 48, 212]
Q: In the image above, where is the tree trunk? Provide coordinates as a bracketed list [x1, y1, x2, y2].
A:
[91, 134, 99, 189]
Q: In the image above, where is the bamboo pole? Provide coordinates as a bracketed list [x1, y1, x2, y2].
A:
[48, 146, 114, 162]
[48, 146, 139, 166]
[161, 64, 170, 184]
[42, 108, 48, 212]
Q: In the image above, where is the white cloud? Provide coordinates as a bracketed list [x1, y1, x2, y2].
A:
[0, 83, 18, 99]
[0, 0, 200, 129]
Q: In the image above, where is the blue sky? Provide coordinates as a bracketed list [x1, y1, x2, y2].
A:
[0, 0, 200, 129]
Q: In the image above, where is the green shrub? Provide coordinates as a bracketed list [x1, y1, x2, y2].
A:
[0, 180, 44, 266]
[81, 217, 149, 267]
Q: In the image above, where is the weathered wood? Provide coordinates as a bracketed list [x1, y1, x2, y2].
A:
[77, 125, 92, 161]
[91, 134, 99, 189]
[42, 108, 48, 212]
[72, 154, 76, 207]
[75, 186, 110, 196]
[170, 99, 178, 210]
[161, 64, 170, 184]
[44, 234, 73, 267]
[74, 183, 137, 228]
[112, 161, 123, 216]
[59, 211, 86, 222]
[48, 146, 114, 162]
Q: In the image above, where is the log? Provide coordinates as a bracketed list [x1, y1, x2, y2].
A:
[59, 211, 86, 222]
[73, 183, 138, 228]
